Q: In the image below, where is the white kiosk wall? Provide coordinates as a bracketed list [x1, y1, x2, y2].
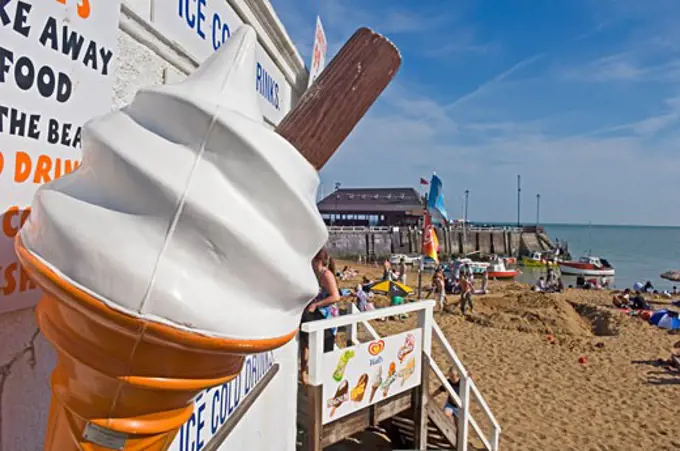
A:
[0, 1, 307, 450]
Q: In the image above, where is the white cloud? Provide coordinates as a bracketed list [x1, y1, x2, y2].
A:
[446, 53, 545, 110]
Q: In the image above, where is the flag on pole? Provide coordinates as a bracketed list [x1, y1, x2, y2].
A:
[308, 16, 328, 88]
[422, 212, 439, 263]
[419, 177, 429, 185]
[427, 173, 449, 225]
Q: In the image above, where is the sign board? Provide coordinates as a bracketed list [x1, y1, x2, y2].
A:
[169, 351, 275, 451]
[152, 0, 293, 125]
[0, 0, 122, 313]
[322, 329, 422, 424]
[307, 16, 327, 87]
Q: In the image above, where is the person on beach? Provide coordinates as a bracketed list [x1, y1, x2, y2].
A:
[459, 274, 474, 314]
[382, 260, 395, 281]
[355, 284, 375, 312]
[612, 289, 631, 308]
[481, 269, 489, 294]
[534, 277, 547, 292]
[300, 249, 341, 382]
[428, 268, 447, 311]
[630, 291, 650, 310]
[397, 258, 408, 285]
[432, 367, 469, 430]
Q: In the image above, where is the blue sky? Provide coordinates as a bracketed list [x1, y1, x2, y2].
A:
[271, 0, 680, 226]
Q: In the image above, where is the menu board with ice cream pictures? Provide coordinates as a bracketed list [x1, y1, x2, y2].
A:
[321, 329, 423, 424]
[0, 0, 121, 312]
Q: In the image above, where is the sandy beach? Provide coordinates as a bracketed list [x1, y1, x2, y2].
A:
[328, 261, 680, 451]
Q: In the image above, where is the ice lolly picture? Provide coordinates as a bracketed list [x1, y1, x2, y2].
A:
[350, 373, 369, 402]
[399, 357, 416, 386]
[328, 380, 349, 417]
[333, 349, 355, 382]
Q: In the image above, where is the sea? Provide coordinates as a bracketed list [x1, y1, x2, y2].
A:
[514, 224, 680, 292]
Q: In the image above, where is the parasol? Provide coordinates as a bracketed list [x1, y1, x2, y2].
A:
[368, 280, 413, 298]
[649, 309, 680, 330]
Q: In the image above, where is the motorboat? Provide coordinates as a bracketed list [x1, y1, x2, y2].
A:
[451, 258, 489, 275]
[559, 256, 615, 276]
[487, 259, 520, 280]
[521, 251, 559, 267]
[389, 253, 421, 266]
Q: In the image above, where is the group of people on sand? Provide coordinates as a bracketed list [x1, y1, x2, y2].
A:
[426, 263, 485, 315]
[612, 288, 652, 310]
[533, 268, 565, 293]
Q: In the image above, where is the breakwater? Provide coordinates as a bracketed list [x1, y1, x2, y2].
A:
[326, 226, 556, 260]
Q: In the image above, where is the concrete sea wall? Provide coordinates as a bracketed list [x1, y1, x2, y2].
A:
[326, 226, 553, 260]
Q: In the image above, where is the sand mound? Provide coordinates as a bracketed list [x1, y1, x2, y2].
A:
[465, 291, 594, 336]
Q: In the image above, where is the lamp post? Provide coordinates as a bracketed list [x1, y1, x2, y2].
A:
[333, 182, 341, 225]
[536, 193, 541, 226]
[464, 189, 469, 225]
[516, 175, 521, 227]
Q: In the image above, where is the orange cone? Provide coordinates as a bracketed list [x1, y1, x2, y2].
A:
[16, 237, 295, 451]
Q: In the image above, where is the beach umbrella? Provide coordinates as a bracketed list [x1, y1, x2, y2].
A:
[649, 309, 680, 330]
[368, 280, 413, 298]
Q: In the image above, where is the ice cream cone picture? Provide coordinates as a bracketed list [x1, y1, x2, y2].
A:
[381, 362, 398, 398]
[369, 366, 383, 402]
[398, 357, 416, 386]
[350, 373, 369, 403]
[327, 380, 349, 418]
[15, 25, 329, 451]
[397, 334, 416, 363]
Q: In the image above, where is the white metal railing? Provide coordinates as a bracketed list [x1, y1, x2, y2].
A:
[432, 322, 501, 451]
[327, 226, 393, 232]
[300, 301, 501, 451]
[300, 302, 434, 386]
[349, 303, 379, 343]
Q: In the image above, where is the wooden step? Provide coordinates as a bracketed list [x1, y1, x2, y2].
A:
[386, 393, 458, 450]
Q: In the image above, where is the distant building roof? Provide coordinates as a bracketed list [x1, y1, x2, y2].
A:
[317, 188, 424, 214]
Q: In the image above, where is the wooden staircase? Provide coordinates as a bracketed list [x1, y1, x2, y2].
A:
[297, 301, 501, 451]
[387, 393, 457, 450]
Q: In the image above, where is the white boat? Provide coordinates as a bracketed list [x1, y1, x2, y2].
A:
[452, 258, 489, 275]
[487, 259, 520, 280]
[559, 256, 615, 276]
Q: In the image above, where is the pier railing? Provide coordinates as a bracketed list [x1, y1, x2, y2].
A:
[327, 225, 525, 233]
[300, 301, 501, 451]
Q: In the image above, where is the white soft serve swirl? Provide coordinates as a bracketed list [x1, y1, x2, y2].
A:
[20, 26, 328, 340]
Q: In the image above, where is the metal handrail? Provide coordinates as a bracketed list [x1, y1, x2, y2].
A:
[432, 323, 501, 450]
[300, 301, 435, 333]
[426, 354, 492, 451]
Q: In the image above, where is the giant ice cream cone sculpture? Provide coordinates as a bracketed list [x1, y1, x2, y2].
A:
[16, 26, 327, 451]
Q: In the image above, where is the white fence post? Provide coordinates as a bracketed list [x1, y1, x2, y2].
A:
[457, 375, 470, 451]
[308, 330, 325, 386]
[418, 302, 434, 355]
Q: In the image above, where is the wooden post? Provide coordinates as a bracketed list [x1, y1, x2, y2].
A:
[306, 384, 323, 451]
[412, 351, 429, 449]
[275, 28, 401, 170]
[414, 304, 434, 449]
